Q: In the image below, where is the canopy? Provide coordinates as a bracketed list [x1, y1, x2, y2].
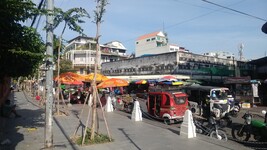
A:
[83, 73, 108, 82]
[158, 75, 178, 82]
[132, 79, 148, 85]
[63, 80, 84, 85]
[131, 79, 157, 85]
[97, 78, 129, 88]
[54, 72, 84, 85]
[158, 81, 183, 86]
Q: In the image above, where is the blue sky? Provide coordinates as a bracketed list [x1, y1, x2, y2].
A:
[32, 0, 267, 60]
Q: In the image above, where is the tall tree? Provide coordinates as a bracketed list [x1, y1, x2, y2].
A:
[50, 7, 89, 114]
[0, 0, 45, 105]
[90, 0, 109, 141]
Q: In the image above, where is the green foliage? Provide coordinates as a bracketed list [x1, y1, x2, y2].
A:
[52, 7, 90, 34]
[0, 0, 45, 78]
[53, 34, 65, 61]
[53, 58, 74, 76]
[0, 0, 38, 22]
[76, 128, 113, 145]
[93, 0, 108, 24]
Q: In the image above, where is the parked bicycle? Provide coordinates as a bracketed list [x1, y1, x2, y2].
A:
[194, 114, 228, 141]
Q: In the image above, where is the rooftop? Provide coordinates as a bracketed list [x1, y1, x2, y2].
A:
[137, 31, 164, 41]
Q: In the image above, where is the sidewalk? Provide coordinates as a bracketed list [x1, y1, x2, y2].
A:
[1, 91, 251, 150]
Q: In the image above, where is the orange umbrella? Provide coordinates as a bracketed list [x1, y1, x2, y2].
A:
[97, 78, 129, 88]
[54, 72, 84, 85]
[64, 80, 84, 85]
[84, 73, 108, 82]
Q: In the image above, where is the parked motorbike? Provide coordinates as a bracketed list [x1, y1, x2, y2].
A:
[123, 98, 136, 113]
[194, 113, 228, 141]
[227, 95, 240, 117]
[212, 103, 232, 127]
[231, 110, 267, 141]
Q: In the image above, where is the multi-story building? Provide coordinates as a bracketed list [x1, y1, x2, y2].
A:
[101, 50, 255, 80]
[203, 51, 234, 59]
[64, 36, 128, 74]
[102, 31, 255, 81]
[135, 31, 187, 57]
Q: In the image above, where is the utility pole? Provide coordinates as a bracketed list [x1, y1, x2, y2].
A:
[45, 0, 54, 148]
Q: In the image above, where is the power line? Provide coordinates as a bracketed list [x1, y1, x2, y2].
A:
[31, 0, 46, 27]
[202, 0, 267, 22]
[122, 0, 249, 46]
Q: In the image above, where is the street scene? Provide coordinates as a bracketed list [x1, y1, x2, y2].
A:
[0, 89, 264, 150]
[1, 0, 267, 150]
[1, 79, 267, 150]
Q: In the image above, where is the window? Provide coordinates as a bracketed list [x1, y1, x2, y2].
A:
[146, 39, 150, 42]
[151, 38, 155, 41]
[174, 96, 186, 104]
[164, 95, 170, 106]
[80, 68, 84, 74]
[136, 42, 139, 44]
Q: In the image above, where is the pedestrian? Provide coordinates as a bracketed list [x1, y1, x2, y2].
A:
[100, 93, 107, 107]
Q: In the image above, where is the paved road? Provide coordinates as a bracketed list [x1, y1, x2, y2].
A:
[0, 91, 254, 150]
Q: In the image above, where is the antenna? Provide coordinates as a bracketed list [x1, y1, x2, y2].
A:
[238, 43, 244, 61]
[163, 21, 165, 33]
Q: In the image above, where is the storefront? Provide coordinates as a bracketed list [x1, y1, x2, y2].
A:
[224, 77, 261, 105]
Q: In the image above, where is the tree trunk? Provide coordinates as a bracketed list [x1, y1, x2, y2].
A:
[56, 23, 66, 115]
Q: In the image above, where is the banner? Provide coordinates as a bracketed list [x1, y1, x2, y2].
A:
[251, 83, 259, 97]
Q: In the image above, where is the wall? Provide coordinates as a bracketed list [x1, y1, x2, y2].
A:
[102, 52, 178, 76]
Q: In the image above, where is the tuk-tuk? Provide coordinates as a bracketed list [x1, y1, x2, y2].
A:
[147, 87, 188, 124]
[180, 84, 232, 121]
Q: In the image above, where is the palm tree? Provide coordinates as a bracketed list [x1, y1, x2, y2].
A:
[52, 7, 89, 115]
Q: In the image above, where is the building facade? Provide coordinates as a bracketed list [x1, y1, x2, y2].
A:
[135, 31, 187, 57]
[64, 36, 128, 74]
[101, 51, 255, 81]
[203, 51, 234, 59]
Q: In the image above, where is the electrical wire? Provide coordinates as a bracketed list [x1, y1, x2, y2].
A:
[202, 0, 267, 22]
[31, 0, 46, 27]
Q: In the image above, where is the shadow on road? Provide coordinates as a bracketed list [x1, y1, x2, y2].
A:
[0, 108, 44, 150]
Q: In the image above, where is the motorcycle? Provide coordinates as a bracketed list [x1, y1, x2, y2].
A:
[123, 98, 136, 113]
[231, 110, 267, 141]
[212, 103, 232, 127]
[194, 113, 228, 141]
[227, 95, 240, 118]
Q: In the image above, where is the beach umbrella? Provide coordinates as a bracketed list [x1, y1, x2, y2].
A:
[158, 75, 178, 82]
[64, 80, 84, 85]
[54, 72, 84, 85]
[134, 79, 148, 84]
[97, 78, 129, 88]
[83, 73, 108, 82]
[158, 81, 183, 86]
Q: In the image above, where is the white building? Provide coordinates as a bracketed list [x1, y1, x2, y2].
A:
[203, 51, 234, 59]
[64, 36, 128, 74]
[135, 31, 187, 57]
